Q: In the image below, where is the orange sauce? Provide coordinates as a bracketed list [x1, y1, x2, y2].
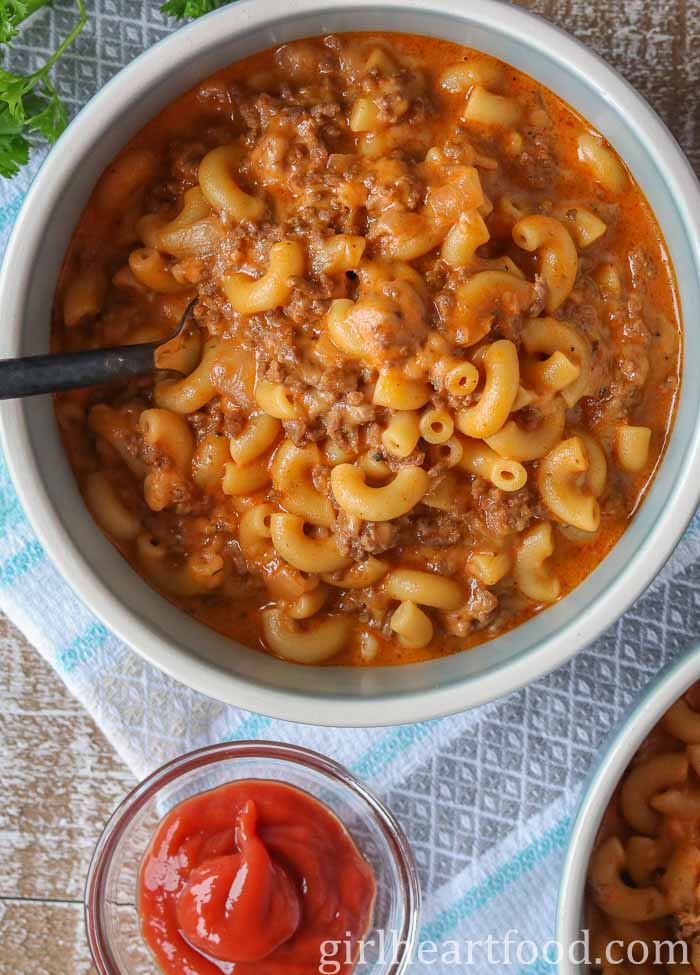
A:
[53, 34, 682, 666]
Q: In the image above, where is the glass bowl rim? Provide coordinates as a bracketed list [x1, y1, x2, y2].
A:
[84, 739, 422, 975]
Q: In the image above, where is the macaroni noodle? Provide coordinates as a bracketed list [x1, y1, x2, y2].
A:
[54, 32, 681, 666]
[587, 683, 700, 968]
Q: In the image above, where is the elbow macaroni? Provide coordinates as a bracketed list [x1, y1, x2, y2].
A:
[537, 436, 601, 533]
[331, 464, 429, 521]
[54, 33, 680, 667]
[198, 144, 265, 221]
[577, 133, 629, 193]
[386, 568, 463, 611]
[270, 513, 351, 573]
[382, 411, 421, 459]
[615, 425, 652, 473]
[458, 437, 527, 491]
[85, 472, 140, 541]
[463, 87, 522, 127]
[455, 340, 520, 439]
[390, 600, 434, 648]
[514, 523, 560, 603]
[271, 440, 335, 527]
[262, 607, 351, 663]
[512, 215, 578, 312]
[587, 684, 700, 962]
[223, 240, 304, 315]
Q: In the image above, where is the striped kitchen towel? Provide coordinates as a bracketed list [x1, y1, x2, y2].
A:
[2, 2, 700, 969]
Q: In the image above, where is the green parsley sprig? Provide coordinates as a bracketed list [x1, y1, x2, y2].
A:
[0, 0, 87, 178]
[0, 0, 233, 179]
[0, 0, 48, 44]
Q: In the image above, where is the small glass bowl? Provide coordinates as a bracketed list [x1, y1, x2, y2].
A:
[85, 740, 421, 975]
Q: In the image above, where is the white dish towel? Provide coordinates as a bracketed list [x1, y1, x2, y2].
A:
[2, 5, 700, 970]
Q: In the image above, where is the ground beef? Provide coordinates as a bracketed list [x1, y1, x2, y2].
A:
[188, 402, 226, 440]
[245, 99, 340, 201]
[282, 417, 326, 445]
[386, 448, 427, 472]
[324, 398, 376, 451]
[514, 128, 558, 190]
[410, 510, 463, 547]
[575, 288, 650, 440]
[579, 373, 644, 437]
[337, 587, 392, 630]
[362, 64, 429, 124]
[442, 579, 499, 635]
[302, 360, 362, 396]
[278, 419, 303, 445]
[274, 42, 337, 83]
[470, 479, 536, 537]
[364, 159, 424, 216]
[169, 140, 207, 188]
[225, 540, 252, 578]
[358, 521, 400, 555]
[333, 277, 430, 367]
[144, 466, 199, 516]
[561, 292, 616, 397]
[335, 506, 467, 561]
[234, 90, 283, 138]
[547, 284, 649, 444]
[246, 313, 299, 370]
[221, 410, 246, 438]
[285, 274, 334, 327]
[333, 511, 400, 559]
[295, 114, 331, 170]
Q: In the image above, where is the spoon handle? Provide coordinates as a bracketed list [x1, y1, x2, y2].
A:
[0, 343, 158, 400]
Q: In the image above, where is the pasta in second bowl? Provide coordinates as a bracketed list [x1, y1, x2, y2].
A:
[1, 0, 700, 722]
[556, 644, 700, 975]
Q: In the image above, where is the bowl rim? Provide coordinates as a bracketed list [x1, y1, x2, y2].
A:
[554, 643, 700, 974]
[1, 0, 700, 726]
[84, 738, 422, 975]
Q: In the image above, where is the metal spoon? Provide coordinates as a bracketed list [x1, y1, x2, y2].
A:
[0, 298, 198, 400]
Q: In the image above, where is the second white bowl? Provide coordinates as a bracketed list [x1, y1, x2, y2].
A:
[556, 642, 700, 974]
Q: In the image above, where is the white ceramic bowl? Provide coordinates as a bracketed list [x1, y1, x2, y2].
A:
[1, 0, 700, 726]
[556, 642, 700, 974]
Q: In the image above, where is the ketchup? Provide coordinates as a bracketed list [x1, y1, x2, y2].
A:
[138, 780, 377, 975]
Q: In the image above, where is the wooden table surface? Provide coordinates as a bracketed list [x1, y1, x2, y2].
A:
[0, 618, 135, 974]
[1, 1, 698, 971]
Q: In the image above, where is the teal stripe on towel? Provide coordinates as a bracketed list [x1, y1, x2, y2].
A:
[225, 713, 273, 741]
[351, 719, 437, 780]
[420, 814, 571, 943]
[0, 539, 44, 587]
[57, 621, 110, 673]
[0, 455, 24, 533]
[0, 191, 27, 246]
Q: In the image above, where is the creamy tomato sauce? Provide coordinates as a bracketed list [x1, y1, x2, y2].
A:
[53, 34, 682, 667]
